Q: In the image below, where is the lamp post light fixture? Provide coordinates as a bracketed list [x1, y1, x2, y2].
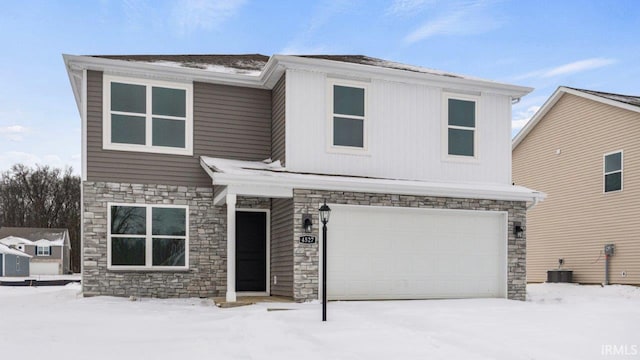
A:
[319, 200, 331, 322]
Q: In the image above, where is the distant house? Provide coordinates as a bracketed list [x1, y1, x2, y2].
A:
[0, 243, 31, 277]
[513, 86, 640, 285]
[0, 228, 71, 275]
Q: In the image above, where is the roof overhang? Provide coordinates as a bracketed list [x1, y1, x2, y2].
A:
[272, 55, 533, 98]
[201, 157, 545, 205]
[513, 86, 640, 150]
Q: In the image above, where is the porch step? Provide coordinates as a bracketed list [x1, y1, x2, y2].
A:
[213, 295, 294, 308]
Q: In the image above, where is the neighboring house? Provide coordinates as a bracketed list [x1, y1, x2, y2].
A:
[0, 228, 71, 275]
[513, 86, 640, 285]
[64, 53, 543, 302]
[0, 243, 31, 277]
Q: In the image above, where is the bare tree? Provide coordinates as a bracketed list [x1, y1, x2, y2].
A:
[0, 164, 81, 272]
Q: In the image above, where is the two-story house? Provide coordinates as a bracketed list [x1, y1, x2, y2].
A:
[64, 54, 543, 302]
[0, 228, 71, 275]
[513, 86, 640, 286]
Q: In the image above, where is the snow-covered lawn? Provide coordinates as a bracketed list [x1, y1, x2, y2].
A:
[1, 283, 638, 360]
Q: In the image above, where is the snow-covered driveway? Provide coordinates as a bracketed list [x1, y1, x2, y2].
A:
[1, 283, 638, 360]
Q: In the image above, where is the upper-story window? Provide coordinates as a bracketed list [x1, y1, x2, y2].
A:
[329, 80, 368, 152]
[103, 75, 193, 156]
[37, 246, 50, 256]
[444, 94, 477, 159]
[604, 151, 623, 193]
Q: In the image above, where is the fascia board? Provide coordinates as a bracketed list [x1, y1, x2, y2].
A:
[512, 86, 640, 150]
[211, 172, 545, 202]
[272, 55, 533, 98]
[62, 54, 268, 89]
[562, 87, 640, 115]
[63, 54, 83, 115]
[512, 87, 565, 150]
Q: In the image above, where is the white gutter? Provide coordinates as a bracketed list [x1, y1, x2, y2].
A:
[62, 54, 275, 89]
[202, 165, 545, 203]
[527, 196, 540, 210]
[272, 55, 533, 98]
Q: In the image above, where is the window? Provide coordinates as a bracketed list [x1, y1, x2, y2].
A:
[329, 80, 367, 151]
[445, 95, 477, 158]
[108, 204, 189, 270]
[103, 75, 193, 156]
[604, 151, 623, 193]
[36, 246, 50, 256]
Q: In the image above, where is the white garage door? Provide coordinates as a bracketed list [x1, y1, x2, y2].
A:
[325, 205, 507, 300]
[30, 262, 60, 275]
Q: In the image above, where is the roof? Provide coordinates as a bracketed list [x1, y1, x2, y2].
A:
[0, 227, 69, 246]
[93, 54, 269, 75]
[65, 53, 532, 98]
[565, 87, 640, 108]
[513, 86, 640, 149]
[0, 243, 32, 258]
[33, 239, 65, 247]
[0, 236, 34, 246]
[90, 54, 471, 79]
[200, 157, 545, 203]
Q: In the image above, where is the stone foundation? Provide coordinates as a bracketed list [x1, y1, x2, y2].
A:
[83, 182, 526, 301]
[82, 181, 268, 298]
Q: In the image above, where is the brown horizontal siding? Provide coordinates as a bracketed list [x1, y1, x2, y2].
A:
[513, 93, 640, 285]
[271, 74, 286, 165]
[270, 198, 293, 297]
[86, 71, 272, 185]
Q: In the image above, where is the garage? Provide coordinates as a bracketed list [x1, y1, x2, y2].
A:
[30, 262, 60, 275]
[325, 204, 507, 300]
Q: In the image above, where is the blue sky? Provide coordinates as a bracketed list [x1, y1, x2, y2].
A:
[0, 0, 638, 174]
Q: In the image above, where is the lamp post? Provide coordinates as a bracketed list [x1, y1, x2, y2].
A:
[319, 200, 331, 322]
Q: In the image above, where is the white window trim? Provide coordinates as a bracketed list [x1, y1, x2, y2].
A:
[36, 246, 50, 256]
[442, 93, 479, 163]
[603, 150, 623, 193]
[103, 75, 193, 156]
[326, 78, 370, 155]
[107, 203, 190, 271]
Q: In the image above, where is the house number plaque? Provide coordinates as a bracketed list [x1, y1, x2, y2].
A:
[299, 236, 316, 244]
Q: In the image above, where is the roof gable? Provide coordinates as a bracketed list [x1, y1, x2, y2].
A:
[513, 86, 640, 149]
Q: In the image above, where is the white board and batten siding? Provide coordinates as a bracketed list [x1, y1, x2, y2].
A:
[285, 69, 513, 185]
[324, 205, 508, 300]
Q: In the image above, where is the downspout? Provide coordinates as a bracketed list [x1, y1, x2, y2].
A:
[526, 197, 539, 210]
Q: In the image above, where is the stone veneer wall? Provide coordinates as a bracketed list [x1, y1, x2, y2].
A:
[292, 189, 527, 302]
[82, 181, 268, 298]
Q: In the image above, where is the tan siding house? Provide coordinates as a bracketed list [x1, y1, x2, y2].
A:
[513, 87, 640, 285]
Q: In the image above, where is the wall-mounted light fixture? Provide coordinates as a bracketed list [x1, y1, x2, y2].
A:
[302, 214, 313, 233]
[513, 222, 524, 238]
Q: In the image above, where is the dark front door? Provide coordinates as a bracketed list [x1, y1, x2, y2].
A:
[236, 211, 267, 292]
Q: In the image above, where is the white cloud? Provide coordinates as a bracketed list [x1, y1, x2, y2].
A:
[512, 105, 541, 133]
[171, 0, 247, 35]
[0, 152, 79, 174]
[403, 1, 501, 44]
[0, 125, 29, 142]
[543, 58, 617, 77]
[386, 0, 434, 16]
[514, 58, 617, 80]
[279, 0, 353, 55]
